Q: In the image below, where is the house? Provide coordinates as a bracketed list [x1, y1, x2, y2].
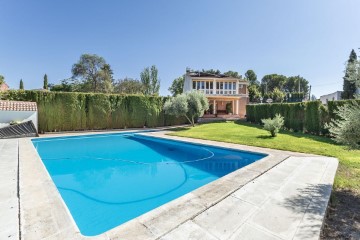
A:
[183, 70, 249, 118]
[319, 91, 342, 104]
[0, 100, 38, 132]
[0, 82, 9, 92]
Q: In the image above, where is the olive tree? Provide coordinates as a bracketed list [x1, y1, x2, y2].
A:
[261, 114, 284, 137]
[164, 90, 209, 127]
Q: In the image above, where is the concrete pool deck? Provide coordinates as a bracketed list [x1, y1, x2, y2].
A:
[0, 130, 338, 240]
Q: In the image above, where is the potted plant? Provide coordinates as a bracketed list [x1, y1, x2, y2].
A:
[209, 104, 214, 115]
[226, 103, 232, 115]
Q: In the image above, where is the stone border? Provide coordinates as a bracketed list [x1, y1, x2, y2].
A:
[19, 130, 324, 239]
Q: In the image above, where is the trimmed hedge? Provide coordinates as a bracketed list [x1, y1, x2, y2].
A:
[1, 90, 187, 132]
[246, 100, 360, 135]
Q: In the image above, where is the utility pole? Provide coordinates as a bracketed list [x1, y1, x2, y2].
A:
[309, 85, 312, 101]
[266, 81, 268, 94]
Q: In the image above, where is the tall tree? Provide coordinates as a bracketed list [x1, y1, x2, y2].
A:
[284, 76, 310, 95]
[99, 63, 114, 93]
[19, 79, 24, 90]
[201, 69, 221, 75]
[342, 49, 358, 99]
[150, 65, 160, 94]
[223, 70, 241, 78]
[114, 78, 144, 94]
[248, 84, 261, 102]
[43, 74, 48, 90]
[140, 65, 160, 95]
[168, 75, 185, 96]
[49, 79, 75, 92]
[71, 54, 114, 93]
[260, 74, 287, 94]
[245, 70, 258, 85]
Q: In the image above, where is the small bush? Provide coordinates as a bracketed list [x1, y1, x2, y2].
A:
[262, 114, 284, 137]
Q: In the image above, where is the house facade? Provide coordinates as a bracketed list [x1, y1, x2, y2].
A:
[0, 100, 38, 131]
[0, 82, 9, 92]
[183, 70, 249, 118]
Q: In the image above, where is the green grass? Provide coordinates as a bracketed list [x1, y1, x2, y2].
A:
[169, 121, 360, 193]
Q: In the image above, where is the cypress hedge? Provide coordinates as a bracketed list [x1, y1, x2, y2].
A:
[1, 90, 187, 132]
[246, 100, 360, 135]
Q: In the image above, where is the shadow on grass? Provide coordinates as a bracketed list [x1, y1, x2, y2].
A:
[167, 127, 191, 132]
[235, 120, 337, 146]
[321, 189, 360, 239]
[256, 135, 274, 139]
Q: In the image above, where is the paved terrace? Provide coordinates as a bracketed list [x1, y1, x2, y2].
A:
[0, 130, 338, 240]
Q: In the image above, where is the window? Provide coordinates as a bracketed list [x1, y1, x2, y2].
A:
[193, 81, 196, 89]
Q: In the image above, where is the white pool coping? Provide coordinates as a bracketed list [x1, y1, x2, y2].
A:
[0, 129, 338, 239]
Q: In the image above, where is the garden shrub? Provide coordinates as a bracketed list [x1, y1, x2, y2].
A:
[304, 101, 321, 134]
[261, 114, 284, 137]
[326, 101, 360, 149]
[246, 100, 360, 136]
[1, 90, 188, 132]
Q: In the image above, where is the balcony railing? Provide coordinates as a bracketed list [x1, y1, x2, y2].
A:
[197, 89, 238, 95]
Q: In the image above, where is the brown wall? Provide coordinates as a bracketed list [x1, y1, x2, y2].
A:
[238, 97, 249, 118]
[238, 84, 247, 94]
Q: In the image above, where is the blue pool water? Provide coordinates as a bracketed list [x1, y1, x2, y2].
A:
[32, 132, 266, 236]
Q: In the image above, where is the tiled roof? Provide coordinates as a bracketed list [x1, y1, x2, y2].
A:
[188, 72, 231, 78]
[187, 71, 247, 82]
[0, 100, 37, 111]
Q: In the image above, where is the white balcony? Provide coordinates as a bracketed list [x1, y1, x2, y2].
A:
[197, 89, 238, 95]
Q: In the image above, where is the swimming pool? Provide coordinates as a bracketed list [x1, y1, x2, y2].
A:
[32, 132, 266, 236]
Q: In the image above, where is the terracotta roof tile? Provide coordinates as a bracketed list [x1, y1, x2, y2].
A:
[0, 100, 37, 111]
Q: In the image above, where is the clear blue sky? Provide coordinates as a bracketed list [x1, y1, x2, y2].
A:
[1, 0, 359, 97]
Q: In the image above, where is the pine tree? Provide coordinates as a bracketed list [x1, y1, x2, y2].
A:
[19, 79, 24, 90]
[43, 74, 48, 90]
[342, 49, 357, 99]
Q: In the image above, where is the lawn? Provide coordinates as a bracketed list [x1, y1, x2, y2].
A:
[170, 121, 360, 238]
[170, 121, 360, 193]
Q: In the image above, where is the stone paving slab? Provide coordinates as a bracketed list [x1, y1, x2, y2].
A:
[0, 139, 19, 240]
[173, 156, 338, 240]
[0, 131, 339, 240]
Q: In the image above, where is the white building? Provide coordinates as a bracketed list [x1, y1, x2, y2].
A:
[319, 91, 342, 104]
[0, 100, 38, 131]
[183, 71, 249, 117]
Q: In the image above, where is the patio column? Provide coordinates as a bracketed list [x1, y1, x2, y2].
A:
[235, 100, 238, 114]
[213, 99, 216, 114]
[213, 79, 216, 94]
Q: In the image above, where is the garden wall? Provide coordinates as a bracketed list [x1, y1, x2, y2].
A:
[246, 100, 360, 135]
[0, 91, 187, 132]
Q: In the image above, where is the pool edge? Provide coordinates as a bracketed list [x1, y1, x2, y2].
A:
[19, 130, 333, 239]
